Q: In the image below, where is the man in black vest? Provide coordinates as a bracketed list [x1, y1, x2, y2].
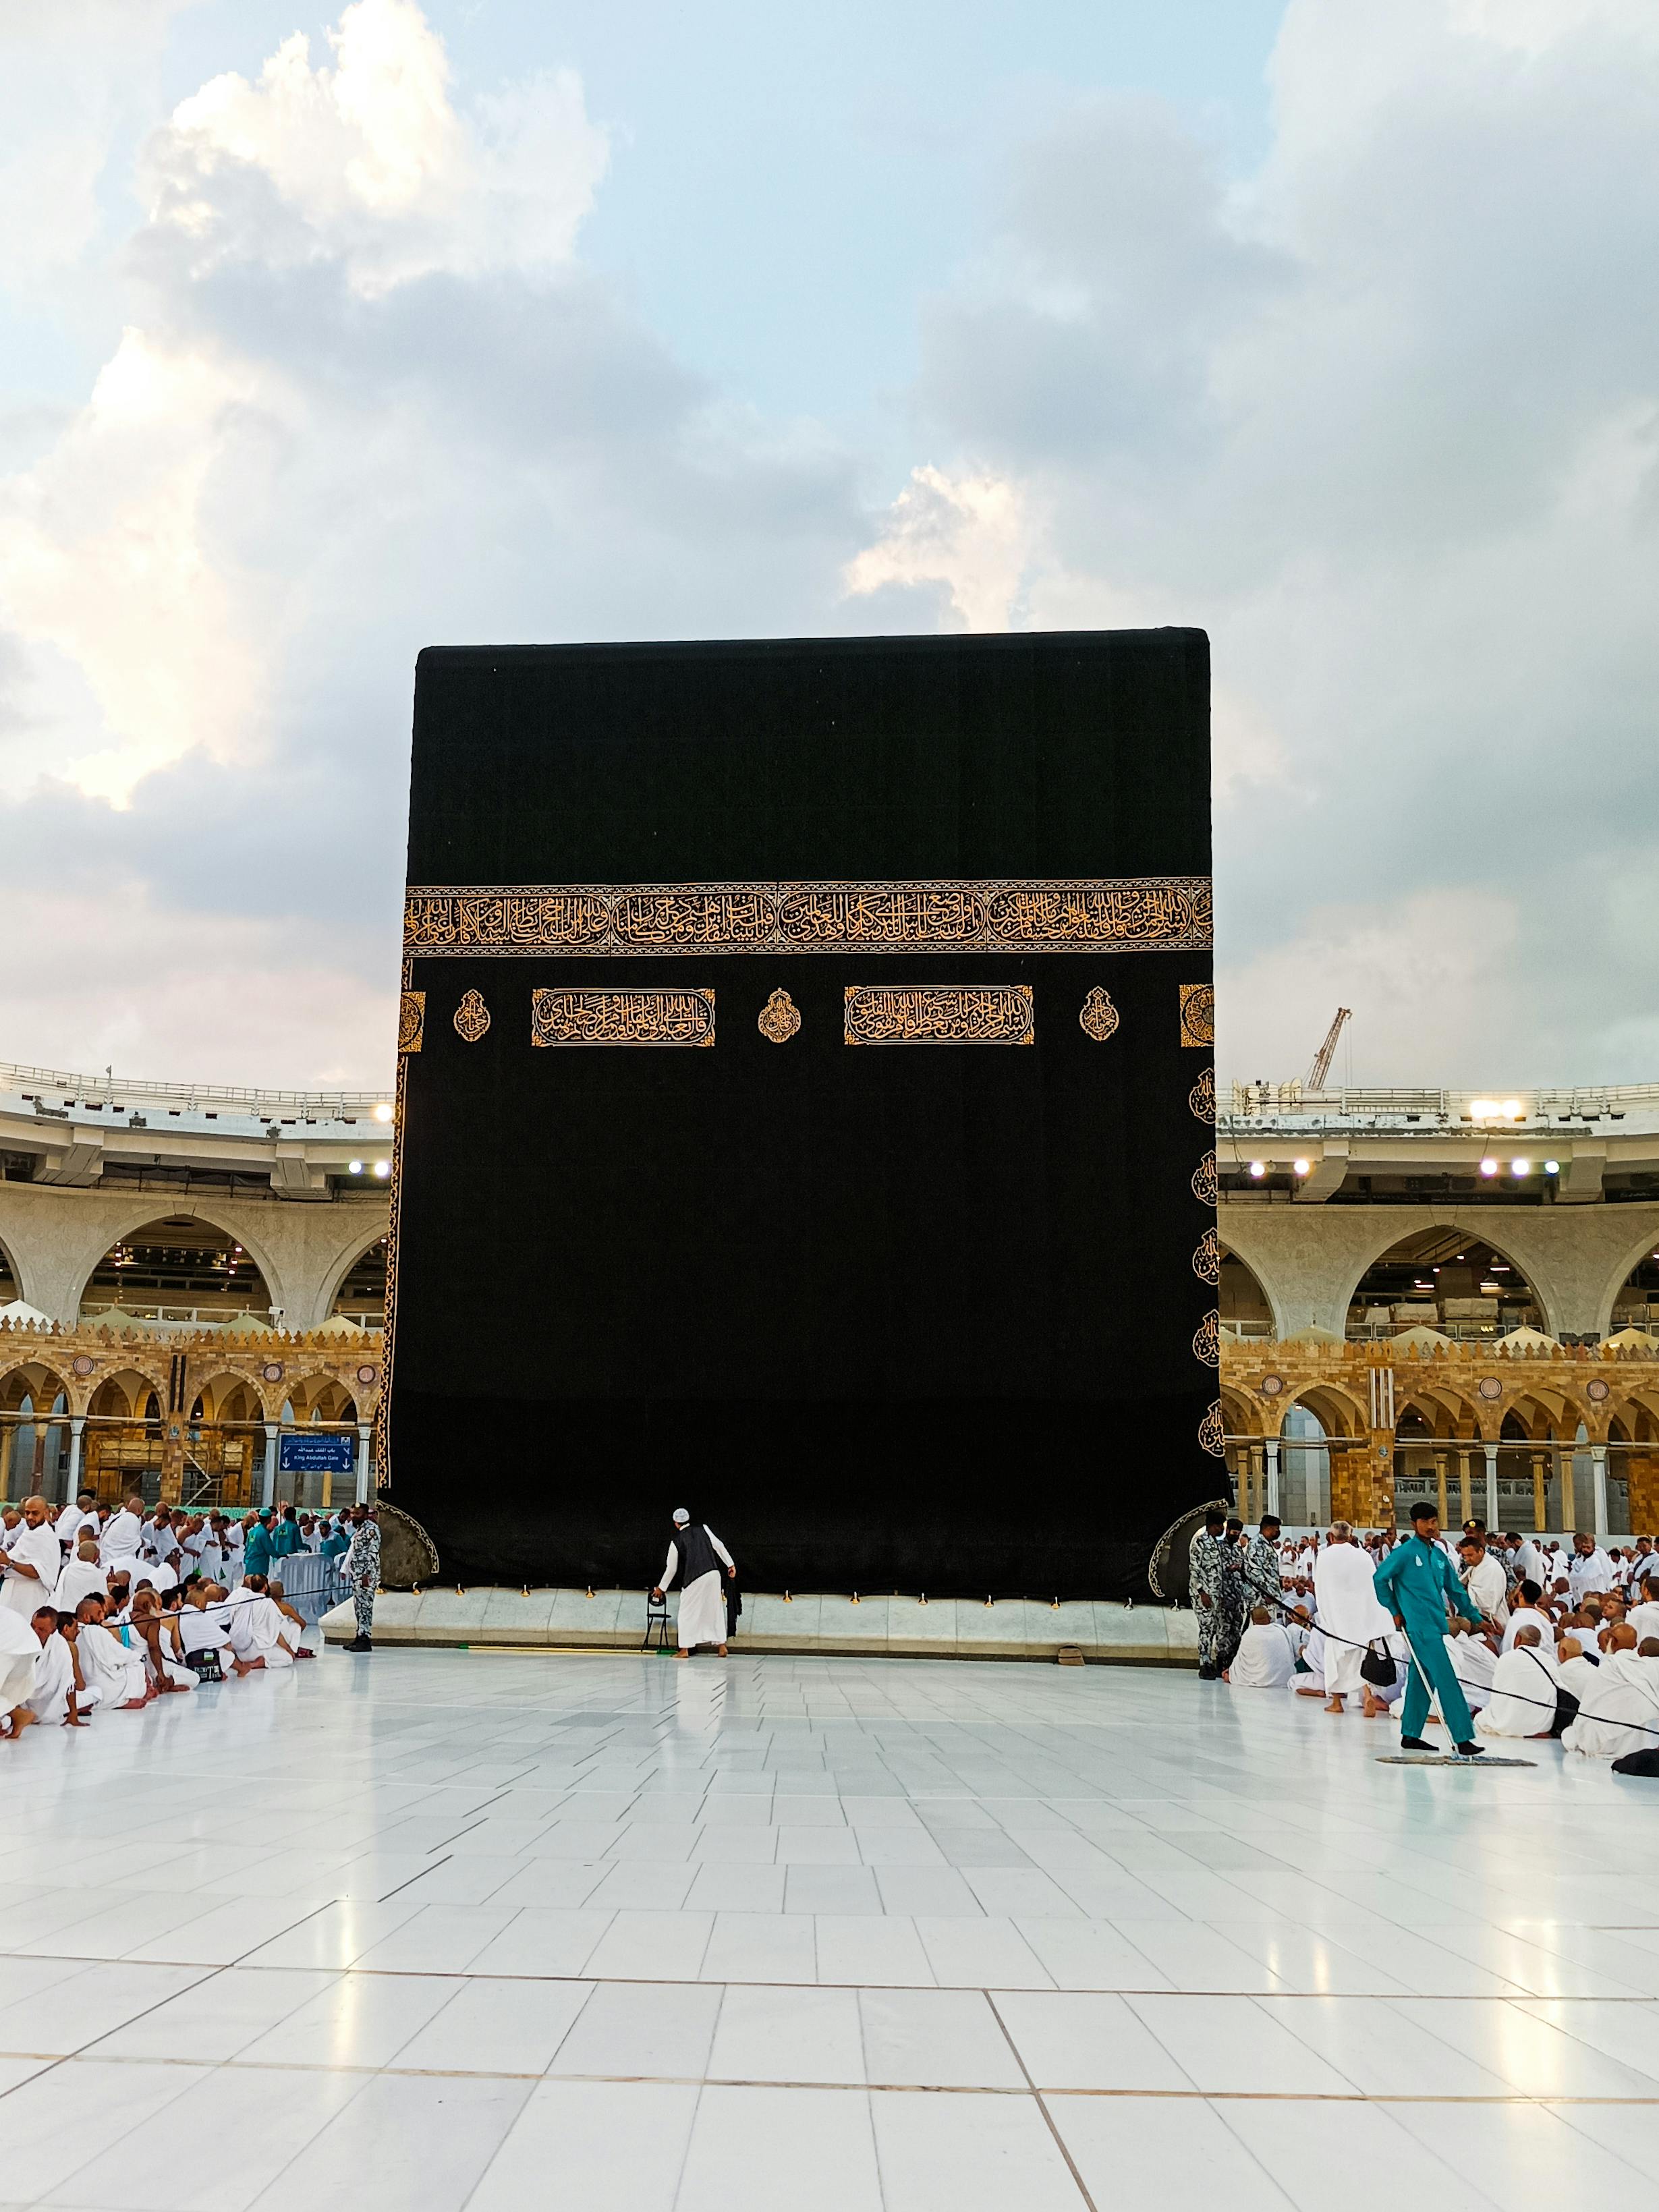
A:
[652, 1508, 737, 1660]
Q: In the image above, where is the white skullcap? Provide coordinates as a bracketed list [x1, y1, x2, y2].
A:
[673, 1508, 690, 1525]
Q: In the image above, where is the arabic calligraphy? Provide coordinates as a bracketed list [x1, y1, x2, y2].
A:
[1198, 1401, 1225, 1457]
[530, 988, 716, 1048]
[453, 990, 490, 1043]
[1191, 1226, 1220, 1286]
[843, 984, 1034, 1046]
[1187, 1067, 1215, 1123]
[1191, 1151, 1218, 1206]
[757, 988, 802, 1043]
[397, 992, 425, 1054]
[1192, 1310, 1220, 1367]
[1079, 987, 1121, 1042]
[403, 877, 1212, 955]
[1180, 982, 1215, 1048]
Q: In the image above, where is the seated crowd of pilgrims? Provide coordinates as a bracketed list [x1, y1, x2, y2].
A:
[1212, 1513, 1659, 1755]
[0, 1491, 359, 1740]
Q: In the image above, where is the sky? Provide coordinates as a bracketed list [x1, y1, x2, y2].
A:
[3, 0, 1658, 1091]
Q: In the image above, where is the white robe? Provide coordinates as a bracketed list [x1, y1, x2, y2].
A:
[55, 1505, 88, 1552]
[1475, 1645, 1558, 1737]
[1228, 1622, 1297, 1687]
[0, 1521, 60, 1618]
[101, 1509, 143, 1566]
[1463, 1554, 1509, 1625]
[0, 1607, 38, 1716]
[77, 1622, 147, 1707]
[1626, 1601, 1659, 1644]
[227, 1594, 296, 1668]
[1569, 1549, 1614, 1603]
[1313, 1541, 1394, 1697]
[1563, 1651, 1659, 1758]
[1515, 1539, 1546, 1585]
[1445, 1634, 1497, 1713]
[55, 1559, 109, 1616]
[1502, 1605, 1556, 1652]
[28, 1632, 75, 1723]
[658, 1528, 734, 1650]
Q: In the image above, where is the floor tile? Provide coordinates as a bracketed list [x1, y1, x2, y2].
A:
[242, 2070, 532, 2212]
[858, 1989, 1023, 2087]
[546, 1979, 722, 2079]
[870, 2087, 1084, 2211]
[675, 2086, 882, 2212]
[466, 2080, 698, 2212]
[709, 1985, 864, 2084]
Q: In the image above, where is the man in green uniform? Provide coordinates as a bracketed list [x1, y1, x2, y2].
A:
[242, 1510, 275, 1582]
[1374, 1501, 1486, 1756]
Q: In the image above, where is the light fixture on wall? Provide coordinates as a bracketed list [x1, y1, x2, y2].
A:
[1249, 1160, 1266, 1179]
[1479, 1159, 1499, 1177]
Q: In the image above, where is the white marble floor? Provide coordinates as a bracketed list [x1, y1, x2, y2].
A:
[2, 1651, 1658, 2211]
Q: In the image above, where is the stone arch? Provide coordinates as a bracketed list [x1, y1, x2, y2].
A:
[291, 1374, 359, 1424]
[87, 1365, 167, 1421]
[0, 1361, 72, 1496]
[1337, 1222, 1546, 1340]
[187, 1370, 268, 1425]
[313, 1223, 390, 1331]
[0, 1224, 33, 1308]
[71, 1203, 287, 1326]
[1595, 1219, 1659, 1341]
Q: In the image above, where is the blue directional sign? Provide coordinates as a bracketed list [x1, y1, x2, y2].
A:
[277, 1434, 356, 1475]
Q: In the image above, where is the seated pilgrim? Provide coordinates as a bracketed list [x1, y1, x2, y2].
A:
[1475, 1626, 1560, 1738]
[1555, 1635, 1602, 1703]
[74, 1595, 150, 1709]
[1226, 1608, 1298, 1688]
[1562, 1629, 1659, 1758]
[55, 1539, 108, 1618]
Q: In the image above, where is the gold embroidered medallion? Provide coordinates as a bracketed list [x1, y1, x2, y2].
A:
[1078, 986, 1121, 1042]
[757, 988, 802, 1044]
[1191, 1226, 1220, 1286]
[1187, 1067, 1215, 1123]
[453, 990, 490, 1043]
[1179, 982, 1215, 1048]
[1191, 1310, 1220, 1367]
[1191, 1150, 1218, 1206]
[1198, 1401, 1225, 1457]
[397, 992, 425, 1053]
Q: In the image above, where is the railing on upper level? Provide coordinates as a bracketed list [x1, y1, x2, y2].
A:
[0, 1058, 391, 1118]
[1225, 1079, 1659, 1125]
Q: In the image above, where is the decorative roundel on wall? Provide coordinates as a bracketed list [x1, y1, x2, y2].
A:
[1260, 1373, 1286, 1397]
[71, 1355, 95, 1377]
[1477, 1376, 1503, 1401]
[260, 1362, 284, 1383]
[356, 1364, 378, 1385]
[1586, 1377, 1611, 1402]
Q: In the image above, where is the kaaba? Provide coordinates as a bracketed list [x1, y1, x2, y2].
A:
[385, 629, 1218, 1600]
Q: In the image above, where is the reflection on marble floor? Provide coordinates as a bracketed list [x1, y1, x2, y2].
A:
[1, 1650, 1657, 2209]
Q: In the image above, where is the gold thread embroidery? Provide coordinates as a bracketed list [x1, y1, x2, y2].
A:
[1179, 982, 1215, 1048]
[403, 876, 1212, 956]
[1191, 1150, 1218, 1206]
[531, 987, 715, 1048]
[1188, 1067, 1215, 1123]
[1191, 1226, 1220, 1286]
[757, 988, 802, 1044]
[1079, 987, 1120, 1042]
[397, 992, 425, 1053]
[453, 990, 490, 1043]
[843, 984, 1034, 1046]
[1192, 1310, 1220, 1367]
[1198, 1401, 1225, 1457]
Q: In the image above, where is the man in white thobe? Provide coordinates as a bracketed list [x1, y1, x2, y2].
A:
[1458, 1535, 1510, 1628]
[1555, 1636, 1602, 1705]
[1475, 1628, 1559, 1738]
[73, 1597, 150, 1709]
[1568, 1534, 1614, 1605]
[101, 1496, 145, 1570]
[227, 1581, 298, 1672]
[55, 1494, 95, 1556]
[1314, 1521, 1395, 1715]
[1226, 1608, 1298, 1687]
[1501, 1583, 1555, 1652]
[1563, 1636, 1659, 1757]
[55, 1540, 108, 1618]
[652, 1508, 735, 1660]
[27, 1612, 88, 1727]
[1, 1497, 60, 1620]
[0, 1604, 40, 1739]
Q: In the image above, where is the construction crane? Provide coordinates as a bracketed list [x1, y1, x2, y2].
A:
[1305, 1007, 1351, 1091]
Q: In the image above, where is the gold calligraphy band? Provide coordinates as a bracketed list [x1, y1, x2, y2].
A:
[403, 877, 1212, 957]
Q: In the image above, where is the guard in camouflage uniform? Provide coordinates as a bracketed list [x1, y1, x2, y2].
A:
[1189, 1508, 1231, 1679]
[1239, 1515, 1285, 1619]
[343, 1504, 381, 1653]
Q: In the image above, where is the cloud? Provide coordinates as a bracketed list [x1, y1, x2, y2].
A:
[849, 0, 1659, 1085]
[149, 0, 607, 293]
[843, 465, 1038, 630]
[0, 0, 865, 1084]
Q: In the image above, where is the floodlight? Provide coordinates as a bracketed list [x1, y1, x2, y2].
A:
[1480, 1159, 1499, 1177]
[1249, 1160, 1266, 1178]
[1293, 1158, 1311, 1176]
[373, 1160, 391, 1179]
[373, 1103, 394, 1122]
